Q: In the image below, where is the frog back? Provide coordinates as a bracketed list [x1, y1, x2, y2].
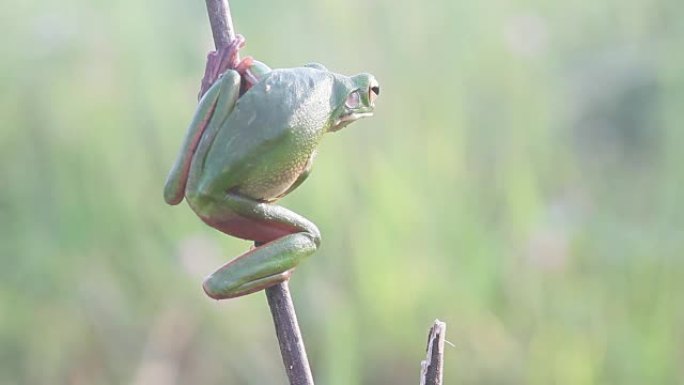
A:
[197, 67, 337, 201]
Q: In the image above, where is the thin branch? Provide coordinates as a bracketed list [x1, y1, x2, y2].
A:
[420, 320, 447, 385]
[200, 1, 314, 384]
[204, 0, 237, 50]
[266, 282, 315, 385]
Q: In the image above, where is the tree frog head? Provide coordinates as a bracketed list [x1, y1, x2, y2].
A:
[329, 73, 379, 132]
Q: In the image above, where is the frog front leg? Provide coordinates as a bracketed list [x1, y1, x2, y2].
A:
[192, 192, 321, 299]
[164, 70, 242, 205]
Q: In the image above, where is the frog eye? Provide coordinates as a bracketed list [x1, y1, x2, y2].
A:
[369, 84, 380, 105]
[345, 90, 362, 109]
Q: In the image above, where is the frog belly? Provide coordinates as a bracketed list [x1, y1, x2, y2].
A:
[236, 152, 311, 201]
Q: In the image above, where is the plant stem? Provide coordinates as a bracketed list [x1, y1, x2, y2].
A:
[201, 1, 314, 383]
[266, 282, 315, 385]
[204, 0, 237, 50]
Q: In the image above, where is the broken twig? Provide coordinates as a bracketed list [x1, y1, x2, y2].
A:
[420, 320, 447, 385]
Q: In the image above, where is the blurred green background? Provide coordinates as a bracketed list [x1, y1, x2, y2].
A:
[2, 0, 683, 383]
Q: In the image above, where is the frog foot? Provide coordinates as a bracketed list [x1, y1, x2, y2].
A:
[198, 34, 248, 99]
[234, 56, 261, 92]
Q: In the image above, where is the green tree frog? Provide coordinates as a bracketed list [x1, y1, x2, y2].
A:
[164, 50, 379, 300]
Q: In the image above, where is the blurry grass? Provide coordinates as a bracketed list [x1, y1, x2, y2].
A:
[1, 0, 684, 384]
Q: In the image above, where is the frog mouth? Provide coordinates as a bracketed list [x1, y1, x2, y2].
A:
[331, 111, 374, 132]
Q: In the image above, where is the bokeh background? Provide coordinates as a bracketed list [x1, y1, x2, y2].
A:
[2, 0, 683, 383]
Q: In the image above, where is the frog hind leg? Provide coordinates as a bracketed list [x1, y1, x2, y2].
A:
[195, 192, 321, 300]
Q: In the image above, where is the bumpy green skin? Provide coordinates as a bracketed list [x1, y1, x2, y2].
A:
[164, 62, 378, 299]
